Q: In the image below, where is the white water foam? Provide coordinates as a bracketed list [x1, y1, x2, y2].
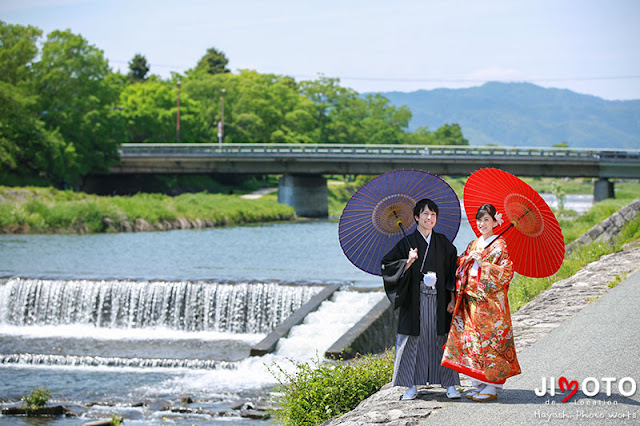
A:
[275, 290, 385, 359]
[1, 287, 386, 400]
[145, 290, 387, 394]
[0, 324, 264, 343]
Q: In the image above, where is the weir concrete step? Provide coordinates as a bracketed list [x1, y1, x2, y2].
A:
[325, 296, 396, 360]
[249, 284, 341, 356]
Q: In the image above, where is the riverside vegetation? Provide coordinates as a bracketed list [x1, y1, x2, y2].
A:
[273, 178, 640, 426]
[0, 186, 295, 233]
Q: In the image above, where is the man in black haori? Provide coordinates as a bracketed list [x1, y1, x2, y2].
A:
[381, 198, 461, 400]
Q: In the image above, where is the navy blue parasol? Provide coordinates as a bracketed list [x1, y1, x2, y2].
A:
[338, 170, 461, 276]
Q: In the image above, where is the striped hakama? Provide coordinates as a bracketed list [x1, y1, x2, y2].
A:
[392, 286, 460, 388]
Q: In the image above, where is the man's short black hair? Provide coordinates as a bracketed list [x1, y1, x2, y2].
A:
[413, 198, 439, 222]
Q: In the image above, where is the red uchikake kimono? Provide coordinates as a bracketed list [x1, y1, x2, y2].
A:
[441, 236, 521, 384]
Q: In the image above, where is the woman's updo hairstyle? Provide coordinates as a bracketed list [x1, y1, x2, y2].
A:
[475, 203, 498, 221]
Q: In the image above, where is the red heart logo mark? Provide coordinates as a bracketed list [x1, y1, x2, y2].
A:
[559, 376, 578, 402]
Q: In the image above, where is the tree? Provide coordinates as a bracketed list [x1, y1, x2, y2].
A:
[300, 76, 411, 144]
[184, 70, 317, 143]
[127, 53, 150, 82]
[0, 81, 74, 183]
[403, 124, 469, 146]
[300, 75, 356, 142]
[119, 79, 208, 143]
[0, 20, 41, 86]
[432, 123, 468, 145]
[194, 47, 230, 75]
[33, 29, 120, 178]
[0, 21, 75, 184]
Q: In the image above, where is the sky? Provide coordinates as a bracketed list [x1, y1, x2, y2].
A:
[2, 0, 640, 100]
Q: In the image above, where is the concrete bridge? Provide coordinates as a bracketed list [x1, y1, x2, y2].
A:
[110, 143, 640, 217]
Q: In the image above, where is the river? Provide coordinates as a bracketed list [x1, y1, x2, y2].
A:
[0, 194, 592, 424]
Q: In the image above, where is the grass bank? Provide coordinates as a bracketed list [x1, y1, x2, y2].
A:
[0, 186, 295, 234]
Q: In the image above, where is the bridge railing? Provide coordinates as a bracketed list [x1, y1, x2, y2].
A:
[119, 143, 640, 161]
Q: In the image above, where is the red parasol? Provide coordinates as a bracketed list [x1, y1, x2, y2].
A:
[463, 168, 565, 278]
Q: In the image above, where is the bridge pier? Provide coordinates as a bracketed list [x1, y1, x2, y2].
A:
[594, 178, 615, 202]
[278, 174, 328, 218]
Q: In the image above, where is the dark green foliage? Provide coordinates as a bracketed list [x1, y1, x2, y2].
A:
[128, 53, 150, 82]
[194, 47, 230, 75]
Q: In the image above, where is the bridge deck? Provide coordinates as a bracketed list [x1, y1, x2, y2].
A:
[112, 143, 640, 178]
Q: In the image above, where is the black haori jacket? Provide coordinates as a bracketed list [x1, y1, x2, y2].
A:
[381, 229, 458, 336]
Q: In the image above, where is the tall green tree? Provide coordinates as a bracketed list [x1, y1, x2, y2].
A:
[299, 76, 355, 142]
[432, 123, 468, 145]
[0, 81, 73, 183]
[194, 47, 230, 75]
[0, 20, 41, 86]
[119, 78, 208, 143]
[300, 76, 411, 144]
[184, 70, 317, 143]
[33, 29, 121, 177]
[403, 124, 469, 145]
[0, 21, 75, 184]
[127, 53, 150, 82]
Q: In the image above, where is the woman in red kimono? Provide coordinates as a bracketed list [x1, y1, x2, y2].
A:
[441, 203, 521, 401]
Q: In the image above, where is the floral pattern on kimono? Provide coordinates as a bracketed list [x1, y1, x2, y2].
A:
[441, 237, 521, 384]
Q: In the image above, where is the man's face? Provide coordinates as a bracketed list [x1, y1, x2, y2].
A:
[415, 206, 437, 234]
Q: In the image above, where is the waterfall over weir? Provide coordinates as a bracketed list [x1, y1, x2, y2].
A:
[0, 277, 323, 334]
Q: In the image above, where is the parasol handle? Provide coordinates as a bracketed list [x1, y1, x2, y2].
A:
[485, 223, 514, 250]
[392, 210, 413, 252]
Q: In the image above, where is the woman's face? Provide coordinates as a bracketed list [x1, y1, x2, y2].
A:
[476, 213, 496, 238]
[415, 207, 437, 234]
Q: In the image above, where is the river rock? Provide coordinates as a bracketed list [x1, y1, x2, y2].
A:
[240, 409, 271, 419]
[176, 218, 191, 229]
[102, 217, 117, 232]
[134, 218, 153, 232]
[2, 405, 69, 416]
[83, 418, 122, 426]
[119, 220, 132, 232]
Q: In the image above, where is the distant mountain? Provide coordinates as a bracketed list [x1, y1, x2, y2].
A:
[380, 82, 640, 149]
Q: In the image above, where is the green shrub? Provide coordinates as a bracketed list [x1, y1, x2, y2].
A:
[21, 386, 51, 411]
[268, 351, 394, 425]
[110, 413, 124, 425]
